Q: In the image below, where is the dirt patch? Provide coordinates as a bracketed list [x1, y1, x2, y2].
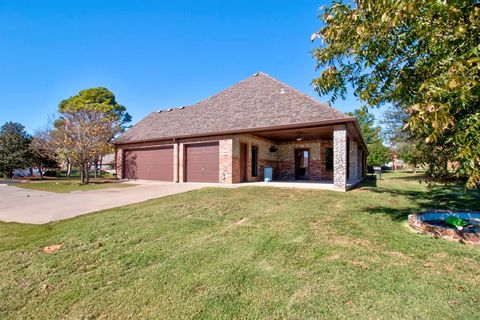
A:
[235, 217, 248, 225]
[324, 253, 341, 261]
[351, 260, 369, 270]
[385, 250, 410, 260]
[42, 244, 62, 253]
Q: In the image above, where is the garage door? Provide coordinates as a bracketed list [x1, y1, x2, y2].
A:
[185, 142, 219, 183]
[124, 146, 174, 181]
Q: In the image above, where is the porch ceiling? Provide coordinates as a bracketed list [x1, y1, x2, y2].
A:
[254, 125, 334, 142]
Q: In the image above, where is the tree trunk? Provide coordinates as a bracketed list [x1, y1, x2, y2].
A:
[39, 165, 43, 180]
[84, 163, 90, 184]
[99, 157, 103, 177]
[412, 164, 417, 174]
[80, 165, 84, 184]
[66, 159, 72, 177]
[94, 159, 98, 179]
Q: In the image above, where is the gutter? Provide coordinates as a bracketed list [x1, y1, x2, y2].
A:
[114, 117, 368, 153]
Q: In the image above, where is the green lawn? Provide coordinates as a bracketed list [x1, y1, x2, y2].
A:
[10, 180, 134, 193]
[1, 173, 479, 319]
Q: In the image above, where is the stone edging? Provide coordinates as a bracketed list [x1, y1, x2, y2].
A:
[408, 210, 480, 246]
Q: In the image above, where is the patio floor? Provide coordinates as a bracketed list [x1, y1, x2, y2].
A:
[236, 179, 361, 191]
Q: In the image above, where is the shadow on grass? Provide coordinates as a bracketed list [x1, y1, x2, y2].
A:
[385, 174, 425, 181]
[349, 175, 377, 191]
[359, 176, 480, 221]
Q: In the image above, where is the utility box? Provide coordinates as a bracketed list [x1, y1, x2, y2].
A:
[373, 166, 382, 180]
[264, 166, 273, 182]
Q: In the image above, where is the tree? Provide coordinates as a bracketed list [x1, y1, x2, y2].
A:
[347, 107, 381, 144]
[58, 87, 131, 130]
[382, 106, 428, 173]
[312, 1, 480, 187]
[398, 143, 425, 174]
[0, 122, 32, 178]
[30, 127, 59, 179]
[367, 142, 390, 167]
[52, 88, 127, 184]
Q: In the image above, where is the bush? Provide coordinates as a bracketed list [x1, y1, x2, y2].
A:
[43, 170, 59, 177]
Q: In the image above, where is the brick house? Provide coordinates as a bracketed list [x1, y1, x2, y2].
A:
[115, 72, 367, 191]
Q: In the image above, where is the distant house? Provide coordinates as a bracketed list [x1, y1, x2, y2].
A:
[100, 154, 116, 171]
[90, 154, 116, 173]
[115, 73, 367, 191]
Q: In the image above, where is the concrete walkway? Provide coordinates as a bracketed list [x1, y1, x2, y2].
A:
[0, 182, 210, 224]
[0, 179, 359, 224]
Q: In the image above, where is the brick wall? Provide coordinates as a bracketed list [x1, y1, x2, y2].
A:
[276, 140, 322, 180]
[116, 130, 358, 187]
[115, 147, 123, 179]
[232, 134, 276, 183]
[319, 141, 333, 180]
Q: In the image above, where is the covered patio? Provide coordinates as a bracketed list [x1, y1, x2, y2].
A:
[232, 122, 367, 191]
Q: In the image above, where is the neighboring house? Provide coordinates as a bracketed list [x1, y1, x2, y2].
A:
[90, 154, 116, 173]
[100, 153, 116, 171]
[115, 72, 368, 191]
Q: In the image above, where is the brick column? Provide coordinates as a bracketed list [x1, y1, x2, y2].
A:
[349, 139, 358, 183]
[178, 144, 184, 182]
[115, 147, 123, 179]
[173, 142, 179, 182]
[333, 125, 347, 190]
[219, 139, 233, 184]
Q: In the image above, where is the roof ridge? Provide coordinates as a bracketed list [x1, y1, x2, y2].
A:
[184, 73, 262, 110]
[151, 72, 346, 118]
[255, 72, 348, 118]
[149, 75, 257, 113]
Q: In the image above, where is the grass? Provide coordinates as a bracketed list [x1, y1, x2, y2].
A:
[9, 180, 133, 193]
[1, 172, 479, 319]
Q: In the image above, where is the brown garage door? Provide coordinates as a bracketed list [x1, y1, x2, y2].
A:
[185, 142, 219, 183]
[124, 146, 174, 181]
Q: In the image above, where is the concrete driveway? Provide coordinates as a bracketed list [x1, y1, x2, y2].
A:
[0, 182, 211, 224]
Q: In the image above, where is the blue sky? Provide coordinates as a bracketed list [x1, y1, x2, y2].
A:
[0, 0, 365, 132]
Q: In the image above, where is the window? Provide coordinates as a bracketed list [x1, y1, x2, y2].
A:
[251, 145, 258, 177]
[326, 147, 333, 170]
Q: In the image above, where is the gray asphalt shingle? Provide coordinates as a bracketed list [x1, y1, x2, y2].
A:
[116, 72, 350, 143]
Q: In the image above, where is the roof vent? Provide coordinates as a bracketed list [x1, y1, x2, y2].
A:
[167, 108, 173, 112]
[280, 88, 286, 94]
[253, 72, 259, 77]
[157, 110, 162, 113]
[179, 106, 185, 110]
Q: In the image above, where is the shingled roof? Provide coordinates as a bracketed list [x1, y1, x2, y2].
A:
[115, 72, 353, 144]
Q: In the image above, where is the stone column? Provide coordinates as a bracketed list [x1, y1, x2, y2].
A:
[333, 125, 347, 190]
[349, 139, 358, 183]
